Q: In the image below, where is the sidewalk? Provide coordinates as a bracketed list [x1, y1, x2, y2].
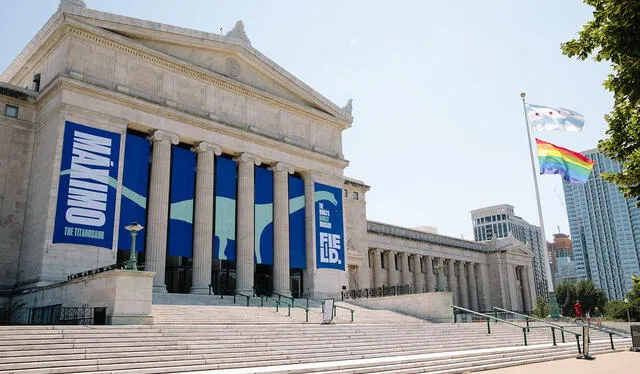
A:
[482, 350, 640, 374]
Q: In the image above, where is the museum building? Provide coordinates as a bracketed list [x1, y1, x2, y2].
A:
[0, 1, 536, 314]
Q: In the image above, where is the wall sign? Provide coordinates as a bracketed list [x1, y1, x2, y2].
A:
[314, 182, 345, 270]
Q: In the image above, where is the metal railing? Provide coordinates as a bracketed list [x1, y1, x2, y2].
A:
[492, 307, 584, 353]
[0, 305, 99, 325]
[233, 292, 253, 307]
[308, 297, 355, 323]
[262, 295, 309, 322]
[452, 305, 532, 347]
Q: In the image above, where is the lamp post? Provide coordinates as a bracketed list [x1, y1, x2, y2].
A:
[124, 222, 144, 270]
[624, 297, 631, 323]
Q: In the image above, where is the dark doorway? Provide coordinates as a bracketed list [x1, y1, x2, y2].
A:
[165, 256, 192, 293]
[290, 268, 303, 298]
[212, 260, 236, 295]
[254, 264, 273, 296]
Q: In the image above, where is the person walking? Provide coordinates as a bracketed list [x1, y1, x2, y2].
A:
[573, 300, 583, 322]
[593, 306, 603, 328]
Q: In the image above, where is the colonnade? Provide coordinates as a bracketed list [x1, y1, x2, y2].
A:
[367, 248, 535, 312]
[145, 130, 299, 295]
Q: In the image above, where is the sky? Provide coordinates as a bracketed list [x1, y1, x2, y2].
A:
[0, 1, 614, 242]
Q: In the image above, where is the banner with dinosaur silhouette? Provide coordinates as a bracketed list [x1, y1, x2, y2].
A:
[53, 121, 121, 248]
[289, 175, 305, 269]
[254, 166, 274, 265]
[167, 146, 196, 257]
[214, 156, 237, 261]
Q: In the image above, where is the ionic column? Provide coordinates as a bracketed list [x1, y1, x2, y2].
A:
[521, 266, 533, 313]
[426, 256, 436, 292]
[190, 142, 221, 294]
[387, 250, 397, 286]
[272, 162, 294, 296]
[146, 130, 179, 293]
[400, 252, 411, 288]
[413, 255, 425, 293]
[234, 153, 261, 294]
[302, 172, 315, 296]
[468, 262, 479, 311]
[372, 249, 383, 288]
[458, 261, 469, 308]
[447, 259, 457, 305]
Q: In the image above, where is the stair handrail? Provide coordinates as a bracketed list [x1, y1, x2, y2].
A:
[493, 307, 585, 352]
[307, 296, 355, 322]
[452, 305, 531, 346]
[272, 292, 295, 307]
[233, 292, 253, 307]
[261, 295, 309, 322]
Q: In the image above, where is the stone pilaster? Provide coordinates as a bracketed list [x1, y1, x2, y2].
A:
[447, 259, 457, 305]
[234, 153, 261, 294]
[426, 256, 436, 292]
[400, 252, 411, 287]
[145, 130, 179, 293]
[190, 142, 221, 294]
[477, 263, 491, 310]
[521, 266, 533, 313]
[272, 162, 294, 296]
[413, 255, 425, 293]
[468, 262, 479, 311]
[372, 248, 382, 288]
[457, 261, 469, 308]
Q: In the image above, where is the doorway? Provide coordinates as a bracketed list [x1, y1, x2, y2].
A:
[290, 269, 303, 298]
[254, 264, 273, 296]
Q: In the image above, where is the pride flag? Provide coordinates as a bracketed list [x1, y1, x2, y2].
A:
[536, 138, 594, 184]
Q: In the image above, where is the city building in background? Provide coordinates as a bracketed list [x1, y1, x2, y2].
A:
[547, 233, 577, 287]
[563, 149, 640, 300]
[471, 204, 548, 298]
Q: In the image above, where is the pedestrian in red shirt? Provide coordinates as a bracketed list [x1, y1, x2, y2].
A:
[574, 300, 583, 322]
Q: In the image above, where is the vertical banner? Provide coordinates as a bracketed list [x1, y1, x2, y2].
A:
[214, 157, 237, 260]
[289, 175, 306, 268]
[254, 166, 274, 265]
[314, 182, 345, 270]
[117, 134, 150, 252]
[53, 121, 121, 248]
[167, 146, 196, 257]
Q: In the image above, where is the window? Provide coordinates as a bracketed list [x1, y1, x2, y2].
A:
[408, 257, 413, 272]
[420, 258, 425, 273]
[344, 189, 348, 197]
[381, 253, 386, 269]
[394, 254, 399, 270]
[4, 104, 18, 118]
[352, 191, 359, 200]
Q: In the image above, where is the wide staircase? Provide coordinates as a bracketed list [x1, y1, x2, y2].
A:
[0, 301, 632, 374]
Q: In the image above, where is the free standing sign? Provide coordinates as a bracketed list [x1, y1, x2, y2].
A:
[314, 182, 344, 270]
[53, 121, 121, 248]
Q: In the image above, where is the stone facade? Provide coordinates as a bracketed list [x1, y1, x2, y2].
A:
[0, 2, 535, 312]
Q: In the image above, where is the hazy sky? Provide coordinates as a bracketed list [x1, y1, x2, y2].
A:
[1, 1, 613, 242]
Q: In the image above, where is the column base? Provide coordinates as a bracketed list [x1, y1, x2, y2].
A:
[152, 284, 167, 293]
[189, 287, 210, 295]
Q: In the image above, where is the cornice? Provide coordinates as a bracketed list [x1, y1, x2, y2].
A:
[61, 18, 350, 130]
[38, 75, 348, 170]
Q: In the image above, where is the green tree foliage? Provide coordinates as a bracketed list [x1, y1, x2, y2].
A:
[604, 299, 629, 320]
[555, 280, 607, 316]
[534, 296, 550, 318]
[561, 0, 640, 202]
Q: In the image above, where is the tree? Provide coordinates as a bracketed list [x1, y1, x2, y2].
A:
[555, 281, 577, 316]
[561, 0, 640, 202]
[575, 279, 608, 314]
[534, 296, 550, 318]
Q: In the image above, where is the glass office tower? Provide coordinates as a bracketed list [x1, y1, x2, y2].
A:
[563, 150, 640, 300]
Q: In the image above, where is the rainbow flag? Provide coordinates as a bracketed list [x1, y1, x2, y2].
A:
[536, 138, 594, 184]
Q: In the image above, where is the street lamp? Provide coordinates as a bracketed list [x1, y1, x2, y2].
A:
[124, 222, 144, 270]
[624, 297, 631, 323]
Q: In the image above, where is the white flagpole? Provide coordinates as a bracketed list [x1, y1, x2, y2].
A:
[520, 92, 560, 317]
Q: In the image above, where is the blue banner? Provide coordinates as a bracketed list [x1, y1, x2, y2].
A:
[117, 134, 150, 252]
[167, 146, 196, 257]
[53, 121, 121, 248]
[255, 167, 274, 265]
[289, 175, 305, 269]
[214, 157, 236, 260]
[314, 182, 344, 270]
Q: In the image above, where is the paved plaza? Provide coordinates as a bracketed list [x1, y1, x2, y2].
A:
[483, 350, 640, 374]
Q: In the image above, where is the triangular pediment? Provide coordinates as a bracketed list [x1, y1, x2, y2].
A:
[59, 8, 351, 124]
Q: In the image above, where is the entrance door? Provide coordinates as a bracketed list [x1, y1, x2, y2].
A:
[254, 264, 273, 296]
[290, 274, 302, 299]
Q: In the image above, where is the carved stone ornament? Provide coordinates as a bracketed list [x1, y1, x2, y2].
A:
[225, 57, 241, 78]
[59, 0, 86, 9]
[192, 141, 222, 156]
[225, 20, 251, 45]
[148, 130, 179, 145]
[271, 162, 294, 174]
[342, 99, 353, 116]
[234, 152, 261, 166]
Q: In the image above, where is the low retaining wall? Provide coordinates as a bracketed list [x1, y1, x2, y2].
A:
[350, 292, 454, 322]
[13, 269, 154, 325]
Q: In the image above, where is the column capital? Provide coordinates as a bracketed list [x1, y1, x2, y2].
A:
[192, 141, 222, 155]
[149, 130, 179, 145]
[234, 152, 261, 165]
[271, 162, 294, 174]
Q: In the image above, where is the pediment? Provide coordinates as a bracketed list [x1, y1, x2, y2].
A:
[60, 8, 351, 124]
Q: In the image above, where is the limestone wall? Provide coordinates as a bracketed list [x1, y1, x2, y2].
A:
[350, 292, 454, 322]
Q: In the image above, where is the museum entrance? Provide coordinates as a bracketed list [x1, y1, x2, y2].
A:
[165, 256, 192, 293]
[290, 269, 303, 298]
[254, 264, 273, 296]
[212, 260, 236, 295]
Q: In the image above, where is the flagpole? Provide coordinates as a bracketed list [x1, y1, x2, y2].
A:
[520, 92, 560, 318]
